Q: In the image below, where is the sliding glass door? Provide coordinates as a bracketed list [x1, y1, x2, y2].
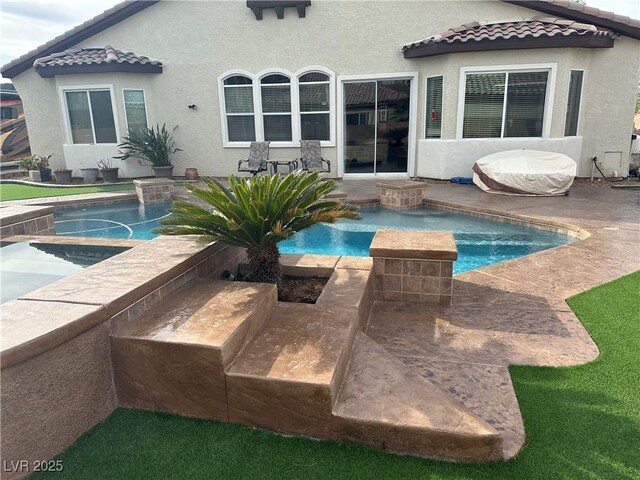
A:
[343, 78, 411, 175]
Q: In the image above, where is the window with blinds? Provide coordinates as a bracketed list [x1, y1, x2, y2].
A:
[223, 75, 256, 142]
[219, 68, 335, 145]
[299, 72, 330, 141]
[463, 70, 549, 138]
[564, 70, 583, 136]
[261, 74, 292, 142]
[425, 76, 443, 139]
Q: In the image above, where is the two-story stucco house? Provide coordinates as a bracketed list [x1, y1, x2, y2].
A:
[1, 0, 639, 180]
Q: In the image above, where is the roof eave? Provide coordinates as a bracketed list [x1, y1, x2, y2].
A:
[403, 34, 615, 59]
[503, 0, 640, 39]
[35, 63, 163, 78]
[1, 0, 159, 79]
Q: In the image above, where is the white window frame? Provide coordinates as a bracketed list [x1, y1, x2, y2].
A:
[217, 69, 259, 148]
[257, 68, 296, 147]
[59, 84, 120, 145]
[456, 63, 557, 140]
[337, 71, 419, 178]
[424, 74, 444, 140]
[217, 66, 335, 148]
[564, 69, 585, 137]
[295, 65, 335, 147]
[122, 88, 150, 134]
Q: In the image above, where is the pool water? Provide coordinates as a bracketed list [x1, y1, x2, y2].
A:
[0, 242, 126, 304]
[55, 202, 171, 240]
[280, 208, 573, 273]
[54, 201, 573, 274]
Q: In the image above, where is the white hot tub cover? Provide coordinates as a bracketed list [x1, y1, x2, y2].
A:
[472, 149, 577, 196]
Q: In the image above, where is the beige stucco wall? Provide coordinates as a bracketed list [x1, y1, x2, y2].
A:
[0, 323, 115, 480]
[11, 0, 640, 178]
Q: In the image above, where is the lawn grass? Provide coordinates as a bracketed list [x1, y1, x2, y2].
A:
[31, 272, 640, 480]
[0, 183, 134, 201]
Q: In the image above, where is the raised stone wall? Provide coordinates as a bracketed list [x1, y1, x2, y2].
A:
[376, 181, 427, 210]
[370, 230, 457, 304]
[134, 178, 174, 204]
[0, 205, 55, 238]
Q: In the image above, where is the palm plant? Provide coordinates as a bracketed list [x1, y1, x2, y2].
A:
[155, 172, 361, 283]
[114, 123, 181, 166]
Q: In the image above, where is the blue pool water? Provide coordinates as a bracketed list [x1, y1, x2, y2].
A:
[55, 202, 171, 240]
[54, 201, 573, 274]
[0, 242, 126, 304]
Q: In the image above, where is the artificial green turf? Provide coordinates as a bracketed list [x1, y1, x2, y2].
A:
[30, 272, 640, 480]
[0, 183, 134, 201]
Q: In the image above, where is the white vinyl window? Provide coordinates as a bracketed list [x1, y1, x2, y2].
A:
[218, 67, 335, 147]
[63, 88, 117, 144]
[261, 74, 292, 142]
[299, 72, 331, 141]
[223, 75, 256, 142]
[123, 89, 148, 135]
[462, 69, 550, 139]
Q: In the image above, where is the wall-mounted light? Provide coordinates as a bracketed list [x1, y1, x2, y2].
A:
[188, 104, 197, 110]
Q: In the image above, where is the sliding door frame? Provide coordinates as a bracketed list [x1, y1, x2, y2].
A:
[337, 72, 419, 178]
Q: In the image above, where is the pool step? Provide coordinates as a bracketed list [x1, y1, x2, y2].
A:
[226, 302, 360, 437]
[333, 332, 503, 462]
[111, 278, 277, 420]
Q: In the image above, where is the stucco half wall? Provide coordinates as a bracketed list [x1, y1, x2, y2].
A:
[418, 137, 583, 179]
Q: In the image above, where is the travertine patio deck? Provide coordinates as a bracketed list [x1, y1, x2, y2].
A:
[337, 181, 639, 458]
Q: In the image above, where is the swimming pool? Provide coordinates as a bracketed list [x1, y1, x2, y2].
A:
[54, 201, 573, 274]
[0, 242, 126, 304]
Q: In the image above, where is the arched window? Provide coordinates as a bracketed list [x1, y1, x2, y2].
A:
[260, 74, 292, 142]
[298, 72, 330, 141]
[218, 67, 334, 146]
[222, 75, 256, 142]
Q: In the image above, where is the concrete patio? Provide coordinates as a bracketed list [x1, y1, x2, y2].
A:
[341, 181, 639, 458]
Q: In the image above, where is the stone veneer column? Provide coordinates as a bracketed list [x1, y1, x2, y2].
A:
[134, 178, 174, 204]
[376, 181, 427, 210]
[369, 230, 457, 304]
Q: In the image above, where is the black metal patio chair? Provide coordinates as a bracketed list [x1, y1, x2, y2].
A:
[238, 141, 270, 176]
[298, 140, 330, 173]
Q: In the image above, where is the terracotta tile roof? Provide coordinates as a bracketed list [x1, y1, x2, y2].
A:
[34, 46, 162, 68]
[403, 17, 616, 52]
[0, 0, 159, 78]
[504, 1, 639, 31]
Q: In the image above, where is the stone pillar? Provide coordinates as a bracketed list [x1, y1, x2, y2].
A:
[134, 178, 174, 204]
[369, 230, 457, 304]
[376, 181, 427, 210]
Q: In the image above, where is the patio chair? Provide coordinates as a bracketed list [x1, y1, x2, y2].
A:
[299, 140, 330, 173]
[238, 141, 270, 176]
